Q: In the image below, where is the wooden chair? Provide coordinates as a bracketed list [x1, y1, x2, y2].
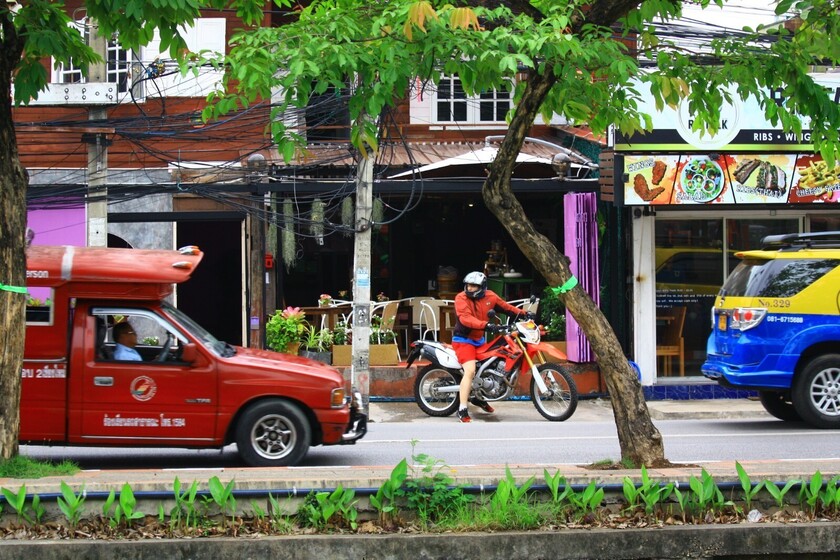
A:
[656, 306, 687, 376]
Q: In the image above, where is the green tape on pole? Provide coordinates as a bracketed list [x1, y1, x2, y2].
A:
[0, 283, 28, 294]
[550, 276, 578, 296]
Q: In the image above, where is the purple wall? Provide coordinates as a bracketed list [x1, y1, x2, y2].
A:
[26, 208, 86, 302]
[27, 208, 86, 247]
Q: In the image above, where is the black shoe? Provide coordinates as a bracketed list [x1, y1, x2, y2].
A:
[470, 398, 495, 414]
[457, 408, 471, 423]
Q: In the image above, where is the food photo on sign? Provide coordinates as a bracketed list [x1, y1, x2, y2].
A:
[624, 155, 679, 204]
[675, 156, 731, 204]
[724, 154, 794, 204]
[789, 155, 840, 203]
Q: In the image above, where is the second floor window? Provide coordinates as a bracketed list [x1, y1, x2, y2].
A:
[56, 19, 135, 94]
[435, 75, 511, 124]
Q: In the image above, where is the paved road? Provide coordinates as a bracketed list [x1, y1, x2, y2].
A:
[19, 398, 839, 470]
[8, 398, 839, 504]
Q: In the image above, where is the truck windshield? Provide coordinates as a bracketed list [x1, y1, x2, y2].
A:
[163, 302, 230, 356]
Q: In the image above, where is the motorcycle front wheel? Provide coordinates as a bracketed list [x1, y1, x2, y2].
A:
[530, 363, 578, 421]
[414, 365, 462, 417]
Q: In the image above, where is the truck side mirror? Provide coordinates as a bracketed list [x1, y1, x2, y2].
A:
[180, 343, 198, 363]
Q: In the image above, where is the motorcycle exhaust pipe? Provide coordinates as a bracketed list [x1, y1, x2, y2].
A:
[435, 386, 461, 393]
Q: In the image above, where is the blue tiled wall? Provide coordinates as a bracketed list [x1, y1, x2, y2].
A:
[642, 384, 758, 401]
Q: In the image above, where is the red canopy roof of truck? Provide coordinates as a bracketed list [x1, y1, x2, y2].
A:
[26, 245, 203, 289]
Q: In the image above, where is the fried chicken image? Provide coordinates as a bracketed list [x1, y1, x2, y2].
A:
[633, 174, 665, 201]
[651, 160, 667, 185]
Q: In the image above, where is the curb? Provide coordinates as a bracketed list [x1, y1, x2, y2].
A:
[1, 522, 838, 559]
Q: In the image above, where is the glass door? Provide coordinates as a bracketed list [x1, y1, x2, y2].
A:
[654, 217, 800, 377]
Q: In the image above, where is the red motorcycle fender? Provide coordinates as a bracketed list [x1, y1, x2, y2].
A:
[529, 341, 567, 362]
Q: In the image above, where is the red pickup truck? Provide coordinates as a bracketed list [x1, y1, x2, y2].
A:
[22, 245, 366, 466]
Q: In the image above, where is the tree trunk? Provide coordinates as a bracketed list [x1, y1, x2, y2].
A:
[0, 22, 27, 461]
[481, 48, 667, 466]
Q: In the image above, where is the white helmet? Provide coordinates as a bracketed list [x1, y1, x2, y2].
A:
[463, 271, 487, 300]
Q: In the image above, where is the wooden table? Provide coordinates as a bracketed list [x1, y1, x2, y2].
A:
[299, 305, 351, 331]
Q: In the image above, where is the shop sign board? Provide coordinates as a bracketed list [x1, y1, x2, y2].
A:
[623, 153, 840, 206]
[615, 73, 840, 206]
[614, 74, 840, 152]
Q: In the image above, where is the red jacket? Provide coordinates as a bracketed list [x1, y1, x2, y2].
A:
[453, 290, 522, 341]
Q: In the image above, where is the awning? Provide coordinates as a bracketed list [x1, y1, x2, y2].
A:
[388, 146, 552, 178]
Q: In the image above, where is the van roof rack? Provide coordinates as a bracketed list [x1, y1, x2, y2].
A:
[761, 231, 840, 250]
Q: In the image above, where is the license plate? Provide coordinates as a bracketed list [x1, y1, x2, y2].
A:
[718, 314, 727, 331]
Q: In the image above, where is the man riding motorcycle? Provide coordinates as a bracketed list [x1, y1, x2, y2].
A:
[452, 271, 524, 423]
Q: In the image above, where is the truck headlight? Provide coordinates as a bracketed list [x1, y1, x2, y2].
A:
[330, 387, 346, 408]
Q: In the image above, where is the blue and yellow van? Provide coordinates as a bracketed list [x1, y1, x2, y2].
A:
[702, 232, 840, 429]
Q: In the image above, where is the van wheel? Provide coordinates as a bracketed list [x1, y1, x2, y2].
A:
[236, 400, 311, 466]
[758, 391, 801, 422]
[792, 354, 840, 429]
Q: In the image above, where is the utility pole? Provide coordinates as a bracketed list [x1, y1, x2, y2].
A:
[86, 19, 109, 247]
[351, 149, 373, 412]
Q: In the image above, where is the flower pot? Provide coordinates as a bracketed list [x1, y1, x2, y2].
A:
[369, 344, 400, 366]
[332, 345, 352, 366]
[331, 344, 400, 366]
[284, 342, 300, 355]
[299, 349, 332, 364]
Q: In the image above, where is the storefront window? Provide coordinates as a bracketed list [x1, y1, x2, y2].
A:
[654, 218, 798, 376]
[809, 215, 840, 232]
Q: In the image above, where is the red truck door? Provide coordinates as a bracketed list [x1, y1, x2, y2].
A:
[69, 308, 219, 445]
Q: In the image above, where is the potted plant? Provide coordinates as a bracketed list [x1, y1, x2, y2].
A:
[331, 317, 400, 366]
[299, 324, 333, 364]
[331, 320, 352, 366]
[369, 314, 400, 365]
[539, 286, 567, 354]
[318, 293, 333, 307]
[265, 306, 307, 354]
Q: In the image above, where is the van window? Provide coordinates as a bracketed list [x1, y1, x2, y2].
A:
[722, 258, 840, 298]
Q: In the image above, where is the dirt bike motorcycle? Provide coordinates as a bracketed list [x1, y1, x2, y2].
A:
[406, 309, 578, 421]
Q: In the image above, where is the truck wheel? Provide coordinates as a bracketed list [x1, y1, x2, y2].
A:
[758, 391, 801, 422]
[236, 400, 311, 466]
[792, 354, 840, 429]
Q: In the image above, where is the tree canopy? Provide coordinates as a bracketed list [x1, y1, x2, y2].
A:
[4, 0, 840, 465]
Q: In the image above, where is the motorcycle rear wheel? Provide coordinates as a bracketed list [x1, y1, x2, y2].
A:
[530, 363, 578, 421]
[414, 365, 462, 417]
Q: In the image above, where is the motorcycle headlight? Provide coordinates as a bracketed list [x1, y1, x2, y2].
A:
[517, 321, 540, 344]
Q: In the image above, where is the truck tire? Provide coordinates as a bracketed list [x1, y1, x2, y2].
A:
[236, 399, 311, 466]
[792, 354, 840, 429]
[758, 391, 801, 422]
